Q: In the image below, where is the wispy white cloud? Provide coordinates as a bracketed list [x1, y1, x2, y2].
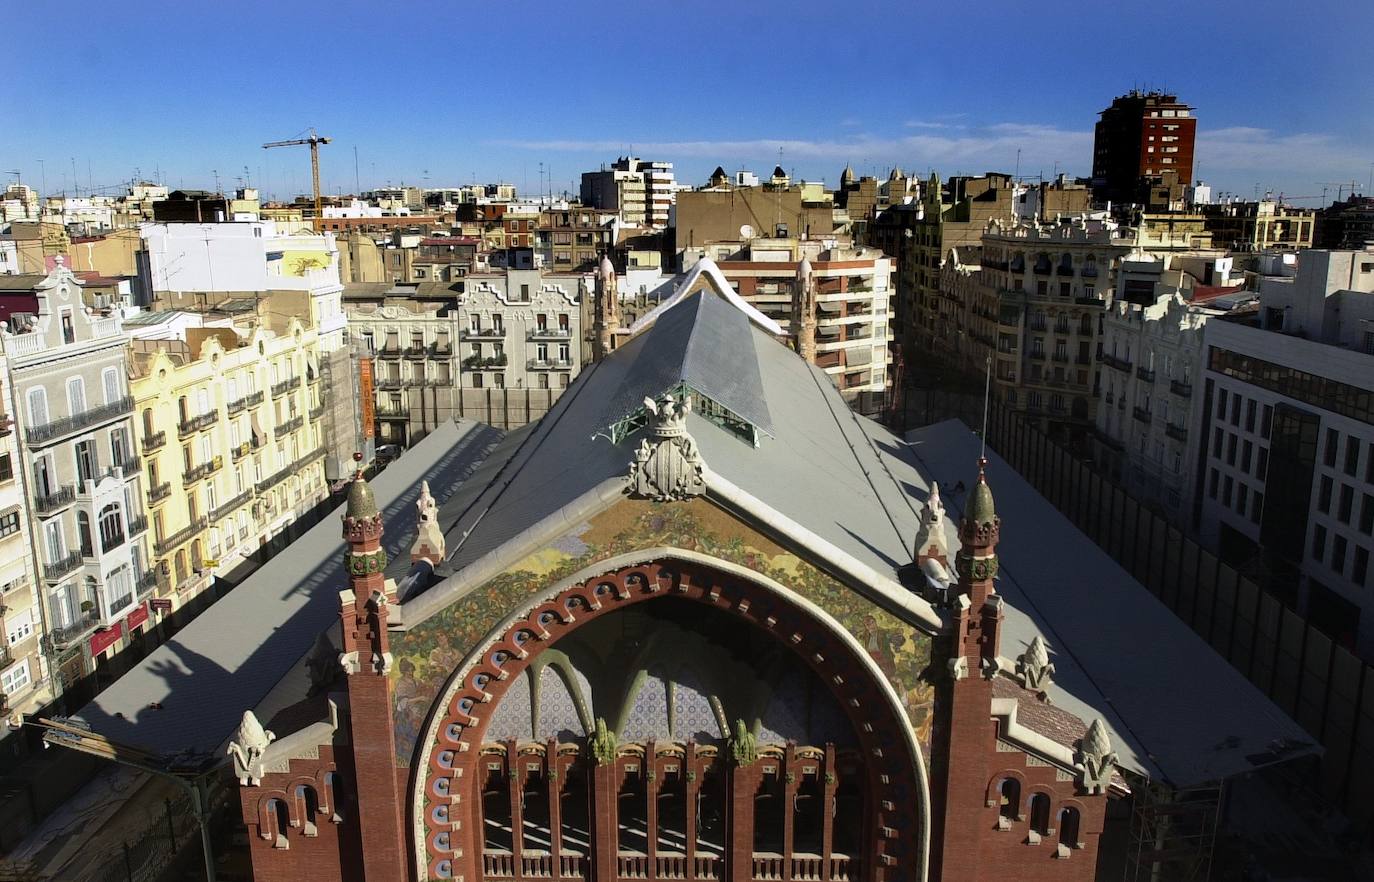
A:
[840, 117, 862, 128]
[903, 120, 960, 130]
[1194, 126, 1369, 192]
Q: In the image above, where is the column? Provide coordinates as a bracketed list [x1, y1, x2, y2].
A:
[645, 742, 659, 880]
[820, 745, 836, 882]
[727, 762, 757, 882]
[684, 744, 698, 877]
[591, 761, 618, 882]
[507, 739, 524, 876]
[547, 740, 563, 878]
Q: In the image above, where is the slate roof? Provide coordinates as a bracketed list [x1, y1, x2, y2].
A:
[72, 419, 504, 759]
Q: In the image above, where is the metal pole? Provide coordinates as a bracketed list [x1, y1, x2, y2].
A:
[191, 775, 218, 882]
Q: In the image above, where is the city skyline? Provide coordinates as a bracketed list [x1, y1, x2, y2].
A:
[5, 0, 1372, 204]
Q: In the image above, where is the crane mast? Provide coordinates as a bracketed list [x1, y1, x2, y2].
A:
[262, 127, 332, 217]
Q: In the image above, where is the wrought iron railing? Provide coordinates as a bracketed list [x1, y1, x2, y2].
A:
[26, 396, 134, 445]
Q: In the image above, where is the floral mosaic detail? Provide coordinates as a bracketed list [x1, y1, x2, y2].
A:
[389, 497, 935, 767]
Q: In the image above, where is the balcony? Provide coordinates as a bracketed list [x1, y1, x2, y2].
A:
[1027, 350, 1046, 361]
[309, 405, 325, 422]
[1075, 354, 1093, 365]
[230, 441, 252, 461]
[1132, 406, 1153, 424]
[461, 328, 506, 341]
[227, 390, 265, 414]
[210, 489, 254, 522]
[49, 608, 100, 648]
[526, 327, 573, 341]
[1170, 379, 1193, 398]
[0, 413, 11, 436]
[142, 431, 167, 453]
[127, 514, 149, 536]
[376, 344, 402, 359]
[44, 550, 83, 583]
[462, 354, 509, 370]
[271, 377, 301, 398]
[376, 401, 407, 417]
[375, 377, 405, 390]
[177, 411, 217, 438]
[1136, 366, 1156, 382]
[432, 341, 453, 356]
[26, 396, 134, 446]
[154, 517, 207, 556]
[404, 345, 429, 360]
[1166, 422, 1188, 442]
[526, 358, 575, 371]
[182, 456, 223, 486]
[256, 446, 326, 494]
[35, 485, 76, 516]
[136, 568, 158, 598]
[150, 481, 172, 503]
[1051, 352, 1069, 364]
[274, 415, 303, 438]
[1100, 353, 1132, 372]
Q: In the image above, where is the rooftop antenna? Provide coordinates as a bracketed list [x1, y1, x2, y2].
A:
[980, 354, 992, 460]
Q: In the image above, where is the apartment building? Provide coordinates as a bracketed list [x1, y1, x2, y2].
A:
[129, 314, 330, 612]
[1192, 248, 1374, 656]
[1199, 201, 1317, 252]
[0, 351, 47, 735]
[142, 222, 360, 483]
[580, 157, 676, 227]
[1091, 90, 1197, 207]
[705, 240, 894, 401]
[956, 214, 1131, 439]
[538, 206, 613, 270]
[1, 261, 152, 687]
[1092, 255, 1245, 522]
[343, 283, 460, 447]
[459, 267, 585, 392]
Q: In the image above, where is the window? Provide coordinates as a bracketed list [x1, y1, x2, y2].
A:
[1238, 484, 1249, 516]
[1251, 491, 1264, 524]
[76, 439, 99, 485]
[60, 310, 74, 344]
[1313, 524, 1327, 562]
[1216, 388, 1228, 419]
[1241, 440, 1252, 474]
[1222, 475, 1233, 507]
[102, 367, 121, 404]
[1355, 547, 1370, 587]
[1319, 476, 1333, 513]
[67, 377, 87, 415]
[27, 387, 47, 427]
[1246, 400, 1256, 432]
[99, 503, 125, 552]
[0, 660, 30, 695]
[1028, 793, 1052, 838]
[1361, 493, 1374, 535]
[1325, 429, 1339, 467]
[1332, 535, 1348, 575]
[1226, 434, 1237, 466]
[1208, 469, 1219, 499]
[1257, 447, 1269, 478]
[1230, 395, 1241, 426]
[0, 508, 19, 539]
[1212, 428, 1223, 459]
[1344, 437, 1361, 477]
[0, 453, 12, 483]
[1339, 485, 1355, 523]
[1262, 404, 1272, 436]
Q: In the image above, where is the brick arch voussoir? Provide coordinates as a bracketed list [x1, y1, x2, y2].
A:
[418, 558, 924, 882]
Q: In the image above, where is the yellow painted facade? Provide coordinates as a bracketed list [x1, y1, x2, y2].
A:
[131, 319, 330, 611]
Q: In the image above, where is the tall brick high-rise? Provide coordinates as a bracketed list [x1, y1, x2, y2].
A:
[1091, 90, 1197, 207]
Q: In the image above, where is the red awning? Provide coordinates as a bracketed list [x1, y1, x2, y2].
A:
[126, 603, 149, 631]
[90, 621, 123, 656]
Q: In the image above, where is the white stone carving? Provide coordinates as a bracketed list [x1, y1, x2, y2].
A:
[411, 480, 446, 564]
[1077, 718, 1118, 795]
[227, 710, 276, 786]
[1016, 635, 1056, 692]
[628, 393, 706, 501]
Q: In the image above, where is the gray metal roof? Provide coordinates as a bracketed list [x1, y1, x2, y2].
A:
[905, 420, 1317, 787]
[72, 419, 503, 759]
[600, 290, 774, 437]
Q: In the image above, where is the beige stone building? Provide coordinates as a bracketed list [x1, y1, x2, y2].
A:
[0, 350, 47, 732]
[458, 268, 586, 392]
[1, 262, 152, 688]
[129, 313, 330, 612]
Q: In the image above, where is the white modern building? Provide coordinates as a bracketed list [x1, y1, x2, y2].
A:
[1193, 247, 1374, 657]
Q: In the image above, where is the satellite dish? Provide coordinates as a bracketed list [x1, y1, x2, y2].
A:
[739, 224, 755, 239]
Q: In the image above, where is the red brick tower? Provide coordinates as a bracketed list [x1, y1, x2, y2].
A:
[932, 459, 1004, 879]
[338, 455, 409, 881]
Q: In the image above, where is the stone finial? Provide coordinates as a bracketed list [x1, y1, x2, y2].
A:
[913, 483, 950, 564]
[1016, 636, 1055, 692]
[628, 392, 706, 501]
[227, 710, 276, 786]
[590, 717, 618, 765]
[1077, 718, 1118, 795]
[410, 480, 446, 565]
[729, 719, 758, 766]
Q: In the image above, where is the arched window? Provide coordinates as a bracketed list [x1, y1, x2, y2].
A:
[323, 770, 345, 823]
[481, 764, 513, 851]
[141, 408, 155, 436]
[618, 768, 648, 853]
[28, 387, 48, 427]
[67, 377, 86, 415]
[77, 511, 94, 557]
[102, 367, 121, 405]
[1058, 806, 1081, 850]
[1028, 793, 1052, 839]
[98, 503, 124, 553]
[793, 771, 825, 855]
[294, 785, 320, 837]
[266, 798, 290, 849]
[998, 777, 1021, 821]
[656, 767, 687, 855]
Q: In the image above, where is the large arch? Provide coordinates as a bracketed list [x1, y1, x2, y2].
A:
[411, 548, 932, 882]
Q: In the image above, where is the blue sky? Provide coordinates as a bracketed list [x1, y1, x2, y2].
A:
[5, 0, 1371, 205]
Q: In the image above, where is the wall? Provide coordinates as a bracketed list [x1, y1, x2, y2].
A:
[981, 400, 1374, 830]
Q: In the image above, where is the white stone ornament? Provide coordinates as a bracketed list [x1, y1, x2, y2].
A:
[1016, 635, 1056, 692]
[227, 710, 276, 786]
[1077, 718, 1118, 795]
[628, 393, 706, 501]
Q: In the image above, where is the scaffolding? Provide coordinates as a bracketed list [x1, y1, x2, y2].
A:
[1126, 780, 1223, 882]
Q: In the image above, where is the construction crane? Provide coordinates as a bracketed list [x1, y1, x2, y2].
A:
[262, 127, 331, 215]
